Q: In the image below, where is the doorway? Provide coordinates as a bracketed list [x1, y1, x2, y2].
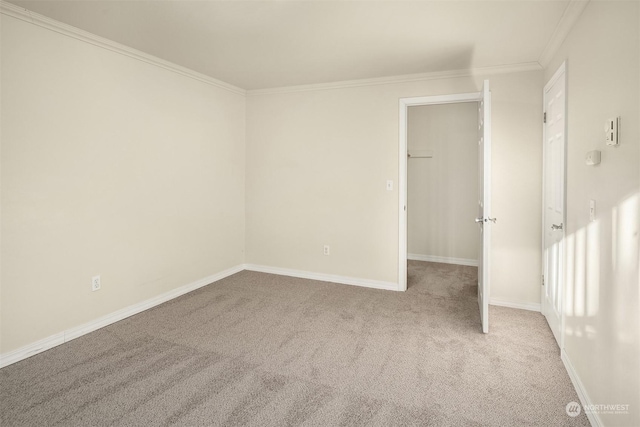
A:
[399, 82, 492, 333]
[406, 103, 479, 267]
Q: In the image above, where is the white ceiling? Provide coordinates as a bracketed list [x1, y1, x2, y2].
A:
[8, 0, 571, 90]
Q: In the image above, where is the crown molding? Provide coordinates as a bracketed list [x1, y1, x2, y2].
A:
[0, 1, 246, 95]
[538, 0, 590, 67]
[247, 62, 542, 96]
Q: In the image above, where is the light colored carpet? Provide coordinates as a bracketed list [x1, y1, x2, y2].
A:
[0, 261, 589, 426]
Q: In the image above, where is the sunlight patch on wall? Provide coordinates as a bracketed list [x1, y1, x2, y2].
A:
[614, 193, 639, 345]
[565, 232, 575, 319]
[573, 227, 586, 319]
[586, 220, 600, 319]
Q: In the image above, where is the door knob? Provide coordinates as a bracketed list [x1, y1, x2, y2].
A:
[551, 223, 563, 230]
[476, 217, 497, 223]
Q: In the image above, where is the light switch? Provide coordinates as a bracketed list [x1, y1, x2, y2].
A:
[605, 117, 620, 146]
[386, 180, 393, 191]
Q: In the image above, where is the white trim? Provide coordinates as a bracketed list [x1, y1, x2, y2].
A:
[489, 297, 541, 312]
[0, 1, 245, 95]
[398, 91, 482, 292]
[244, 264, 398, 292]
[0, 265, 244, 368]
[544, 61, 567, 93]
[538, 0, 590, 66]
[407, 254, 478, 267]
[248, 63, 541, 96]
[0, 333, 66, 369]
[400, 92, 482, 107]
[562, 349, 602, 427]
[399, 101, 408, 292]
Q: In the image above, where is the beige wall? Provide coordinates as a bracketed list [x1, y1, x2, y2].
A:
[1, 16, 246, 353]
[545, 1, 640, 425]
[246, 70, 543, 304]
[407, 103, 478, 262]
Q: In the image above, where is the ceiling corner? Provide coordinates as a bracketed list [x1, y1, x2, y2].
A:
[538, 0, 590, 68]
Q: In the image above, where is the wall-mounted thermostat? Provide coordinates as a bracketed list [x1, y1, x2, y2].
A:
[605, 117, 620, 146]
[585, 150, 601, 166]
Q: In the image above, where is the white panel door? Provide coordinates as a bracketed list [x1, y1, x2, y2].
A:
[542, 64, 566, 347]
[476, 80, 492, 334]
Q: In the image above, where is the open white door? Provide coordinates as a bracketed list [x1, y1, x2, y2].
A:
[541, 63, 566, 347]
[476, 80, 492, 334]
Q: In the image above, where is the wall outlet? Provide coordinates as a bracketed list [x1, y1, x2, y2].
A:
[323, 245, 330, 256]
[91, 275, 101, 291]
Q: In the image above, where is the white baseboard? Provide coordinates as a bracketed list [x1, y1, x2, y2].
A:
[0, 333, 66, 369]
[244, 264, 399, 292]
[407, 254, 478, 267]
[489, 297, 541, 312]
[562, 349, 601, 427]
[0, 264, 244, 369]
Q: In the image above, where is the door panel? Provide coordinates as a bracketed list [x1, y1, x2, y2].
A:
[542, 64, 566, 347]
[477, 80, 491, 334]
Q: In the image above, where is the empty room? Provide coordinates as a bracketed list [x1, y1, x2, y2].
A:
[1, 1, 638, 426]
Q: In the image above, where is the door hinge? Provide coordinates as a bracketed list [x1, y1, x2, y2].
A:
[542, 275, 545, 286]
[543, 112, 547, 124]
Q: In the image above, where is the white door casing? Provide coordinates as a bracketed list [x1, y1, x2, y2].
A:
[477, 80, 492, 334]
[541, 63, 566, 348]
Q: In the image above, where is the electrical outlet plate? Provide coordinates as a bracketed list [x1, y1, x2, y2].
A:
[92, 275, 101, 291]
[323, 245, 330, 256]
